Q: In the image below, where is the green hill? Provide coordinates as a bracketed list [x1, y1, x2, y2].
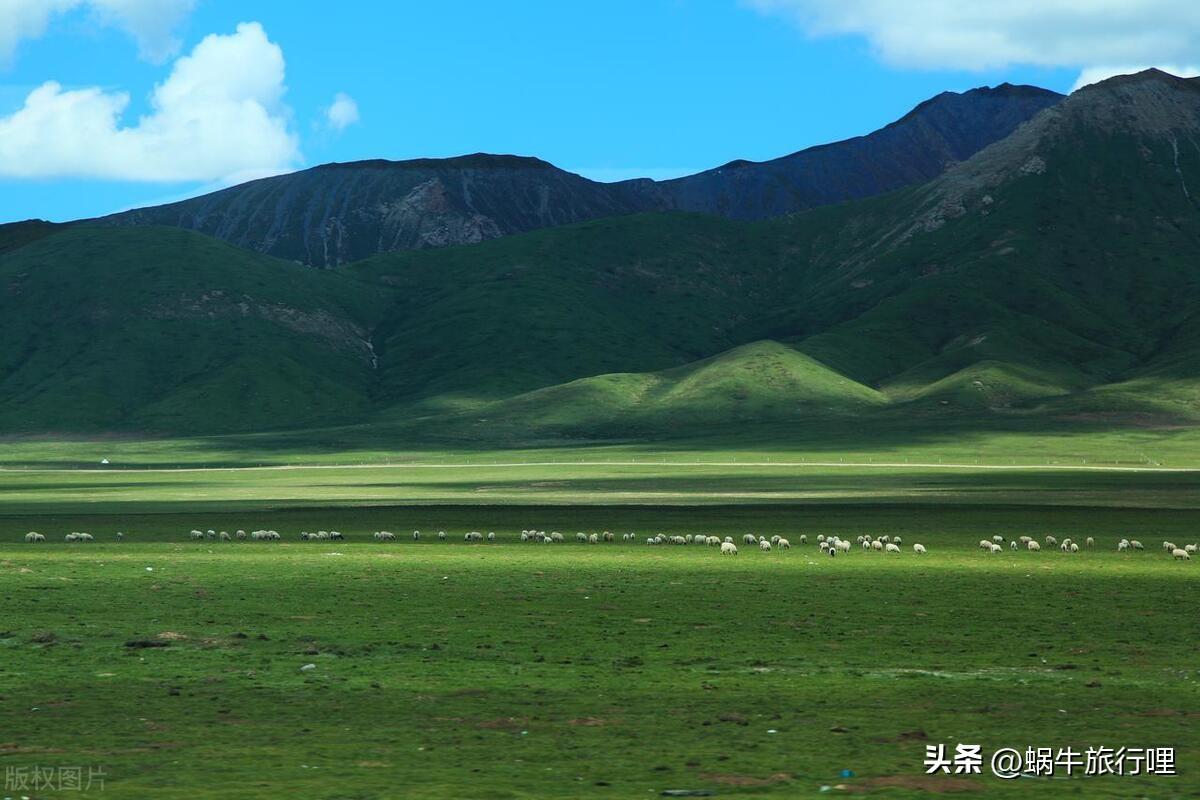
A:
[0, 226, 388, 432]
[1, 70, 1199, 443]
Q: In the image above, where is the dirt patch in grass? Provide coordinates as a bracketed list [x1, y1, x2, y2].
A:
[476, 717, 527, 730]
[842, 776, 981, 793]
[700, 772, 791, 786]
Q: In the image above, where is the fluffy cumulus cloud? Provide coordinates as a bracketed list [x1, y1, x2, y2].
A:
[0, 22, 300, 182]
[324, 92, 360, 131]
[0, 0, 195, 65]
[747, 0, 1200, 87]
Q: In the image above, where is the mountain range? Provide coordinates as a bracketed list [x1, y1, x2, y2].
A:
[96, 83, 1062, 267]
[2, 69, 1198, 442]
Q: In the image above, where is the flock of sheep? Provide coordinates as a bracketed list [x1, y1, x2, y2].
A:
[15, 528, 1197, 560]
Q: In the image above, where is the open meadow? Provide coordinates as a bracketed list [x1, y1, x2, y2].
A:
[2, 453, 1198, 798]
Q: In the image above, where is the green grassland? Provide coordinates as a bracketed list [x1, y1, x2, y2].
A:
[2, 499, 1198, 798]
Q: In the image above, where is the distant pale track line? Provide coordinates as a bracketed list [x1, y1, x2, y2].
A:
[0, 460, 1193, 474]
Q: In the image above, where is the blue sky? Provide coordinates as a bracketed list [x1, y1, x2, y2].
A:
[1, 1, 1195, 224]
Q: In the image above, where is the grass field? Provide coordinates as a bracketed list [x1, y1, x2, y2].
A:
[2, 461, 1199, 798]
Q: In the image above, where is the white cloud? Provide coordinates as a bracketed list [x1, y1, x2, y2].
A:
[88, 0, 196, 63]
[0, 0, 195, 66]
[324, 92, 359, 131]
[0, 22, 300, 182]
[747, 1, 1200, 87]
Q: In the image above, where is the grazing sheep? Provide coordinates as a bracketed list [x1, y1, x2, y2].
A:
[1070, 543, 1079, 553]
[330, 531, 344, 541]
[236, 530, 246, 540]
[487, 532, 496, 541]
[438, 531, 447, 541]
[913, 543, 926, 554]
[1172, 548, 1191, 561]
[577, 532, 588, 543]
[589, 533, 600, 544]
[990, 543, 1003, 553]
[871, 540, 884, 551]
[1027, 540, 1041, 551]
[1010, 540, 1018, 551]
[603, 532, 613, 542]
[705, 536, 721, 546]
[992, 535, 1004, 543]
[836, 539, 851, 553]
[189, 530, 204, 541]
[1118, 540, 1129, 552]
[1131, 540, 1144, 551]
[893, 536, 902, 545]
[826, 545, 837, 557]
[885, 542, 901, 554]
[817, 534, 826, 543]
[645, 537, 656, 545]
[743, 534, 757, 545]
[373, 531, 396, 542]
[880, 535, 890, 543]
[798, 534, 807, 544]
[1086, 536, 1095, 548]
[1045, 535, 1058, 546]
[770, 535, 781, 545]
[219, 531, 232, 541]
[1019, 535, 1032, 545]
[1060, 541, 1070, 552]
[551, 532, 564, 542]
[720, 542, 738, 555]
[777, 538, 791, 549]
[759, 540, 772, 552]
[412, 530, 421, 540]
[979, 539, 993, 550]
[1186, 544, 1198, 555]
[115, 531, 124, 541]
[24, 532, 45, 543]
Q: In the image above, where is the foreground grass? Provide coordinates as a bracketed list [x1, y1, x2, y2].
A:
[2, 505, 1198, 798]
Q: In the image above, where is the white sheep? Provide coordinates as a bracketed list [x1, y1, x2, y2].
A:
[1131, 540, 1144, 550]
[885, 542, 901, 554]
[770, 535, 780, 545]
[1027, 540, 1041, 552]
[1070, 543, 1079, 553]
[871, 540, 883, 551]
[24, 532, 45, 543]
[1045, 535, 1058, 546]
[880, 535, 890, 543]
[778, 538, 791, 549]
[373, 531, 396, 541]
[1085, 536, 1094, 548]
[551, 532, 564, 542]
[1172, 548, 1190, 561]
[992, 535, 1004, 543]
[438, 531, 447, 541]
[893, 536, 902, 545]
[817, 534, 826, 543]
[1186, 544, 1198, 555]
[720, 542, 738, 555]
[913, 543, 926, 554]
[189, 530, 204, 541]
[1118, 540, 1129, 552]
[487, 532, 496, 541]
[798, 534, 807, 544]
[706, 536, 720, 546]
[603, 532, 613, 542]
[219, 531, 232, 541]
[990, 543, 1003, 553]
[979, 539, 992, 550]
[759, 540, 772, 552]
[743, 534, 757, 544]
[589, 533, 600, 544]
[1010, 540, 1018, 550]
[836, 539, 851, 553]
[236, 530, 246, 540]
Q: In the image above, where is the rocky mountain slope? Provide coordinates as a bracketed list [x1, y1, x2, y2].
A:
[97, 85, 1061, 266]
[2, 70, 1196, 438]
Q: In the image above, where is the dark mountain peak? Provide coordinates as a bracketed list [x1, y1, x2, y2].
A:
[97, 82, 1062, 263]
[315, 153, 557, 172]
[1081, 67, 1199, 93]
